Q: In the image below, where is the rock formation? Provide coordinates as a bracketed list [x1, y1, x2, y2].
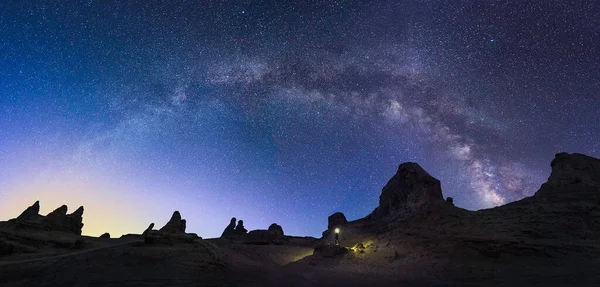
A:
[370, 162, 443, 218]
[221, 217, 237, 238]
[65, 206, 84, 235]
[321, 212, 348, 241]
[159, 211, 186, 234]
[245, 223, 287, 245]
[1, 202, 86, 256]
[144, 212, 200, 245]
[40, 205, 84, 235]
[235, 220, 247, 234]
[268, 223, 284, 237]
[327, 212, 347, 230]
[142, 223, 154, 237]
[8, 202, 84, 235]
[16, 201, 40, 220]
[45, 205, 68, 221]
[100, 233, 110, 238]
[221, 218, 250, 239]
[535, 152, 600, 199]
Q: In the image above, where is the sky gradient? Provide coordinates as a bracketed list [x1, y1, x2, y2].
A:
[1, 1, 599, 238]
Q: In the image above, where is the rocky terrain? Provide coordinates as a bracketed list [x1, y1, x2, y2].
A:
[1, 152, 599, 286]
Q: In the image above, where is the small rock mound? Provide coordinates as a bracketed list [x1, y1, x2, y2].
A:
[100, 233, 110, 238]
[370, 162, 443, 218]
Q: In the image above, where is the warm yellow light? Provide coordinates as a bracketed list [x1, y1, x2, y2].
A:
[334, 228, 340, 234]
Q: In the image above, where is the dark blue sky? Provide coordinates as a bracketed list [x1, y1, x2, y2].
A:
[1, 0, 599, 237]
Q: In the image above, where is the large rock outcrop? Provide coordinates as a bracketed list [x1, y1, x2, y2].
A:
[8, 202, 84, 235]
[268, 223, 284, 237]
[320, 162, 447, 244]
[321, 212, 348, 241]
[1, 202, 86, 256]
[159, 211, 186, 234]
[534, 152, 600, 199]
[16, 201, 40, 220]
[43, 205, 84, 235]
[221, 217, 237, 238]
[220, 218, 288, 244]
[370, 162, 444, 218]
[220, 218, 250, 239]
[327, 212, 347, 230]
[235, 220, 248, 234]
[144, 212, 200, 245]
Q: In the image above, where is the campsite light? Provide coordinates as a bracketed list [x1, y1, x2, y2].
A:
[334, 228, 340, 234]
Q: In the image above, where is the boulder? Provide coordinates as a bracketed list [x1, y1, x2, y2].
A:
[370, 162, 443, 218]
[143, 213, 200, 245]
[100, 233, 110, 238]
[159, 211, 186, 234]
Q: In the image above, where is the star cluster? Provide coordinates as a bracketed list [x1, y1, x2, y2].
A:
[1, 1, 599, 237]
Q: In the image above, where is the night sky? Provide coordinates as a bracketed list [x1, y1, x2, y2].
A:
[1, 1, 599, 238]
